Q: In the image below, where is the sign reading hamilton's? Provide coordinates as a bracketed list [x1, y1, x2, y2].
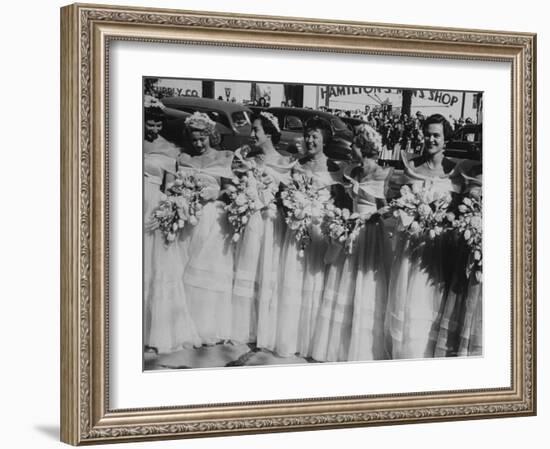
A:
[320, 86, 461, 106]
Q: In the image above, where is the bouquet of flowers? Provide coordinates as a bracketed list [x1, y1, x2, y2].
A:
[389, 183, 453, 242]
[225, 155, 277, 243]
[280, 171, 328, 257]
[148, 173, 205, 244]
[447, 195, 483, 282]
[148, 195, 186, 244]
[321, 205, 365, 255]
[166, 172, 206, 225]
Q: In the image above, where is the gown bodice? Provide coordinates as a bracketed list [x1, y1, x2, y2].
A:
[144, 137, 179, 185]
[259, 152, 296, 187]
[293, 156, 345, 205]
[407, 157, 463, 198]
[344, 165, 391, 216]
[235, 147, 296, 187]
[348, 178, 387, 215]
[177, 150, 234, 192]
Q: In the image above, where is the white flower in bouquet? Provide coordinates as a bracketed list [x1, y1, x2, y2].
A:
[235, 193, 247, 207]
[448, 194, 483, 281]
[433, 210, 446, 223]
[418, 203, 433, 218]
[470, 215, 482, 231]
[292, 191, 307, 206]
[409, 221, 422, 235]
[321, 206, 365, 255]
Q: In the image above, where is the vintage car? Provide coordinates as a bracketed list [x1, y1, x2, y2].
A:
[339, 116, 366, 133]
[444, 124, 482, 161]
[160, 96, 254, 151]
[264, 107, 354, 160]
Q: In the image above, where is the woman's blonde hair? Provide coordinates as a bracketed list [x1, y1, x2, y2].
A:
[353, 123, 383, 158]
[184, 111, 221, 146]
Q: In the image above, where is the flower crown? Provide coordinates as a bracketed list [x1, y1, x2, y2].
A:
[185, 111, 216, 134]
[259, 111, 281, 133]
[144, 95, 166, 110]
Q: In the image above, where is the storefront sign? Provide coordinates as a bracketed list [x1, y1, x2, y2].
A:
[320, 86, 459, 106]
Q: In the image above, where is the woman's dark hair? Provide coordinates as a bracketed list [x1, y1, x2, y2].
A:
[304, 116, 333, 142]
[144, 106, 166, 124]
[422, 113, 453, 140]
[251, 112, 281, 145]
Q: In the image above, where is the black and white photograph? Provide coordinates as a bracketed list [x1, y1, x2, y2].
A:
[143, 76, 483, 371]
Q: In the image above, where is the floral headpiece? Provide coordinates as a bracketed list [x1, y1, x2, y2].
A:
[259, 111, 281, 133]
[185, 111, 216, 134]
[144, 94, 166, 110]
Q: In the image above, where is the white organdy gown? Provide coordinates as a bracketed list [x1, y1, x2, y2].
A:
[313, 168, 391, 362]
[178, 150, 235, 345]
[144, 139, 201, 353]
[231, 152, 294, 346]
[275, 158, 341, 358]
[385, 175, 459, 359]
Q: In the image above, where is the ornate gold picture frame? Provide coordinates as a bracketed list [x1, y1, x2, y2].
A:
[60, 3, 536, 445]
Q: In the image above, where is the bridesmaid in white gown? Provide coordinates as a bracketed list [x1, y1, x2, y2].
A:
[385, 114, 463, 359]
[231, 112, 295, 347]
[143, 105, 200, 353]
[178, 112, 235, 345]
[313, 124, 392, 362]
[275, 117, 349, 358]
[434, 168, 483, 357]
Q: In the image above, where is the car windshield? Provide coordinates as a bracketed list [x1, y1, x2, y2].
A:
[454, 128, 481, 143]
[203, 110, 231, 129]
[232, 110, 251, 129]
[285, 115, 304, 131]
[331, 117, 349, 132]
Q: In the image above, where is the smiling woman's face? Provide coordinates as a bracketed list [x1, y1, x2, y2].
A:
[251, 119, 270, 148]
[144, 119, 162, 142]
[423, 123, 445, 155]
[304, 128, 324, 157]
